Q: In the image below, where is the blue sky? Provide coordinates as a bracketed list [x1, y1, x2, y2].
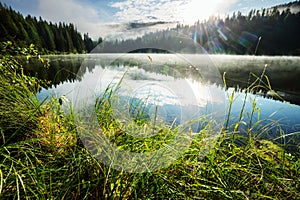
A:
[0, 0, 295, 40]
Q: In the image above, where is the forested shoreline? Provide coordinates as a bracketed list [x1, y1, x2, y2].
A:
[0, 3, 98, 54]
[1, 1, 300, 199]
[1, 40, 300, 199]
[0, 1, 300, 55]
[97, 1, 300, 55]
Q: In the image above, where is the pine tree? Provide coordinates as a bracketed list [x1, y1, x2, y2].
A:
[0, 5, 18, 41]
[0, 3, 96, 53]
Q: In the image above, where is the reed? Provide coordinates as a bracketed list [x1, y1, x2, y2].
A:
[0, 43, 299, 199]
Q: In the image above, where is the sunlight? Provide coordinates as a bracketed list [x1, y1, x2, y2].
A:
[180, 0, 222, 23]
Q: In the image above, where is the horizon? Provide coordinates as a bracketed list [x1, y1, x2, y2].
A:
[0, 0, 297, 40]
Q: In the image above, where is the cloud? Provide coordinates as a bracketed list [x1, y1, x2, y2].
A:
[99, 22, 178, 41]
[37, 0, 111, 39]
[4, 0, 238, 41]
[216, 0, 238, 12]
[36, 0, 177, 40]
[110, 0, 238, 23]
[104, 0, 239, 40]
[38, 0, 97, 23]
[110, 0, 183, 22]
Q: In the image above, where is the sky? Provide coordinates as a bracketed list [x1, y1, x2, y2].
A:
[0, 0, 295, 40]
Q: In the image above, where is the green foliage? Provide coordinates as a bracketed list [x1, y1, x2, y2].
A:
[84, 33, 96, 52]
[0, 3, 97, 53]
[0, 41, 46, 144]
[1, 55, 298, 199]
[96, 2, 300, 55]
[0, 14, 299, 198]
[0, 101, 299, 199]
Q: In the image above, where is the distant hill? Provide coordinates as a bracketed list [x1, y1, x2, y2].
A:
[94, 1, 300, 55]
[274, 0, 300, 13]
[1, 1, 299, 55]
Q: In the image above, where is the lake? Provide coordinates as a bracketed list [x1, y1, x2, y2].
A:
[25, 54, 300, 144]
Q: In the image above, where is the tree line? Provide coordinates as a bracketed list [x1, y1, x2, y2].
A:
[96, 1, 300, 55]
[0, 3, 98, 53]
[1, 1, 299, 55]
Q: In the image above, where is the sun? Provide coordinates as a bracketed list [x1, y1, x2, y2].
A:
[180, 0, 222, 23]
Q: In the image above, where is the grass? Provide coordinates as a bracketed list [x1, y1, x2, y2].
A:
[0, 45, 300, 199]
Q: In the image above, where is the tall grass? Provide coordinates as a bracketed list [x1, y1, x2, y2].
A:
[0, 43, 299, 199]
[0, 42, 44, 145]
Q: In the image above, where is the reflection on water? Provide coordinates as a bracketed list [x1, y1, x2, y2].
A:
[68, 54, 225, 135]
[211, 55, 300, 105]
[28, 54, 300, 104]
[30, 54, 300, 140]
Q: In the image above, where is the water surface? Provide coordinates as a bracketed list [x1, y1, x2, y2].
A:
[27, 54, 300, 142]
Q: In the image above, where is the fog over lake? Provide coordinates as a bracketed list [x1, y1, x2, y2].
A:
[27, 53, 300, 143]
